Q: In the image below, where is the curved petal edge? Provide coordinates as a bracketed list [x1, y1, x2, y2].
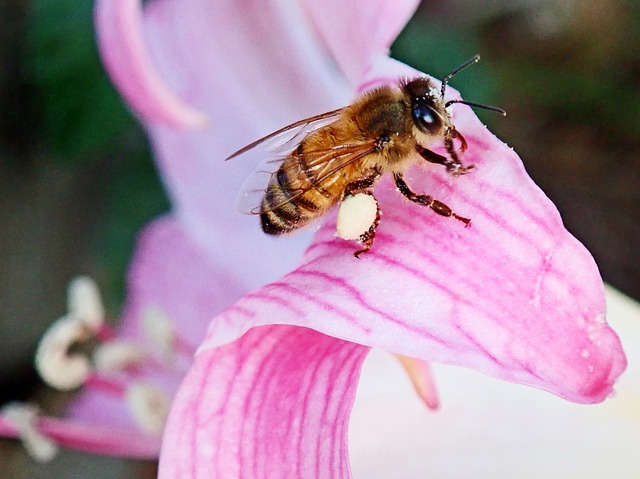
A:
[95, 0, 208, 129]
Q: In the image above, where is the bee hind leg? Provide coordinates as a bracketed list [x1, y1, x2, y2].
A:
[394, 173, 470, 226]
[342, 168, 382, 197]
[340, 170, 382, 257]
[336, 190, 380, 257]
[353, 195, 381, 258]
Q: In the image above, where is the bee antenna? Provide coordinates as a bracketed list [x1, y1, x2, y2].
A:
[440, 54, 481, 98]
[445, 99, 507, 116]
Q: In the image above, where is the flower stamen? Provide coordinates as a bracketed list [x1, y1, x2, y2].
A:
[93, 340, 148, 374]
[34, 315, 93, 390]
[66, 276, 105, 330]
[85, 375, 170, 435]
[1, 403, 58, 462]
[395, 354, 441, 410]
[143, 307, 196, 362]
[125, 382, 170, 436]
[35, 277, 153, 389]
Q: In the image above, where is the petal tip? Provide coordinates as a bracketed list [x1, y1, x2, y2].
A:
[95, 0, 209, 130]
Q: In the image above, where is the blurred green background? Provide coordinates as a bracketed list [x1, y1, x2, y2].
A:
[0, 0, 638, 476]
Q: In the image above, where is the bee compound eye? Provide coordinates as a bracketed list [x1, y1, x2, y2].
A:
[412, 101, 441, 132]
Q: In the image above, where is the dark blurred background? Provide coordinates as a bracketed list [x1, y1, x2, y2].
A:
[0, 0, 638, 476]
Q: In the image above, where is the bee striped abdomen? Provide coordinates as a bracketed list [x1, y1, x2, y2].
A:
[260, 150, 344, 235]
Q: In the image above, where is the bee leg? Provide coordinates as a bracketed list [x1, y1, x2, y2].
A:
[342, 170, 382, 257]
[342, 168, 382, 198]
[451, 128, 468, 152]
[353, 192, 381, 258]
[415, 142, 474, 177]
[444, 136, 474, 176]
[394, 173, 470, 226]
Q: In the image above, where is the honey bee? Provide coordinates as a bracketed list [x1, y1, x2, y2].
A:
[227, 55, 505, 257]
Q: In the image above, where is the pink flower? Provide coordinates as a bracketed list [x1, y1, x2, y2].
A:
[2, 0, 626, 475]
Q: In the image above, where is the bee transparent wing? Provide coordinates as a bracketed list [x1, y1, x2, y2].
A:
[225, 107, 344, 161]
[236, 155, 288, 215]
[238, 140, 379, 215]
[229, 107, 346, 215]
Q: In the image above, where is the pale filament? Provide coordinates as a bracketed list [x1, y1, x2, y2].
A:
[125, 382, 170, 436]
[143, 306, 197, 362]
[66, 276, 105, 331]
[1, 403, 58, 462]
[34, 315, 93, 391]
[395, 354, 441, 410]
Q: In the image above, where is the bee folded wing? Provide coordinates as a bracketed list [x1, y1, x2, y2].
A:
[236, 142, 379, 215]
[226, 107, 344, 215]
[228, 109, 386, 217]
[224, 108, 344, 161]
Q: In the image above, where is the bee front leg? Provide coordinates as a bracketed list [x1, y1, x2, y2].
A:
[394, 173, 470, 226]
[416, 142, 474, 177]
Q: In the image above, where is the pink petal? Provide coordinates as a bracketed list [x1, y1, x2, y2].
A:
[117, 216, 246, 342]
[36, 0, 422, 458]
[199, 96, 625, 404]
[300, 0, 421, 85]
[136, 0, 352, 273]
[94, 0, 208, 128]
[97, 1, 419, 283]
[159, 326, 368, 479]
[90, 3, 626, 476]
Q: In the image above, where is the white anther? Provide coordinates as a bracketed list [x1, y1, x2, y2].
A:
[67, 276, 105, 330]
[34, 315, 92, 390]
[125, 382, 170, 436]
[336, 193, 378, 241]
[93, 340, 147, 373]
[2, 402, 58, 462]
[143, 307, 176, 362]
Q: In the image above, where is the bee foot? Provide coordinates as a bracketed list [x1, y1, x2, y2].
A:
[448, 163, 475, 177]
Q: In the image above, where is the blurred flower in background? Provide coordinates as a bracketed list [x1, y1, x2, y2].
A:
[0, 0, 638, 477]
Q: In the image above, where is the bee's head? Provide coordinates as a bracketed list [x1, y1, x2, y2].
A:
[403, 55, 505, 142]
[402, 78, 450, 138]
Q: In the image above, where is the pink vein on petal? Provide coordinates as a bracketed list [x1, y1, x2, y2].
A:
[243, 280, 372, 334]
[159, 326, 369, 479]
[326, 343, 365, 477]
[95, 0, 207, 129]
[366, 234, 539, 356]
[287, 268, 443, 340]
[225, 304, 257, 321]
[208, 332, 265, 477]
[354, 249, 509, 354]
